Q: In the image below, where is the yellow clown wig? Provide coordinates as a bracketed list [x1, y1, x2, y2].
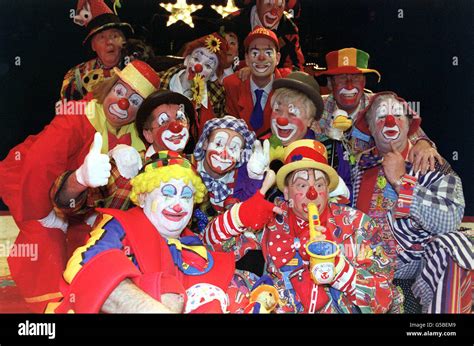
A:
[130, 151, 206, 205]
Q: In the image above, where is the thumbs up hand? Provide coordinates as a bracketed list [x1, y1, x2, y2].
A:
[75, 132, 112, 187]
[108, 144, 143, 179]
[382, 141, 407, 190]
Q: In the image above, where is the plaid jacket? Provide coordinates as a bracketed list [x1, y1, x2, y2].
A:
[159, 64, 226, 120]
[61, 57, 125, 101]
[50, 164, 133, 217]
[352, 155, 473, 311]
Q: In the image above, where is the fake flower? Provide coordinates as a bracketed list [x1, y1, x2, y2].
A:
[205, 35, 222, 54]
[191, 74, 205, 107]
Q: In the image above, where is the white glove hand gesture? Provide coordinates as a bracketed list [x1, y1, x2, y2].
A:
[329, 176, 351, 200]
[247, 139, 270, 180]
[108, 144, 143, 179]
[75, 132, 111, 187]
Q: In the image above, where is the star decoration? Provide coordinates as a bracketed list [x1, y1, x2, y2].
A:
[211, 0, 239, 18]
[160, 0, 203, 28]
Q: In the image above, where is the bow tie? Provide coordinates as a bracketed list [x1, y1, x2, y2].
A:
[108, 132, 131, 150]
[267, 216, 311, 268]
[167, 236, 212, 275]
[200, 170, 233, 203]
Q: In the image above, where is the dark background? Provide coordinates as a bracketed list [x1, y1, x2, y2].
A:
[0, 0, 472, 215]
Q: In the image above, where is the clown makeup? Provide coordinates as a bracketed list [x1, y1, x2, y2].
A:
[204, 129, 244, 176]
[368, 96, 409, 154]
[142, 179, 195, 239]
[271, 98, 310, 146]
[224, 33, 239, 66]
[103, 81, 144, 128]
[186, 47, 219, 82]
[284, 169, 329, 220]
[143, 103, 190, 153]
[246, 37, 280, 81]
[330, 74, 366, 114]
[256, 0, 285, 30]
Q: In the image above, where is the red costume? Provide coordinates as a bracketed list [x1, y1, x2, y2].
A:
[0, 99, 145, 312]
[223, 69, 286, 137]
[54, 207, 236, 313]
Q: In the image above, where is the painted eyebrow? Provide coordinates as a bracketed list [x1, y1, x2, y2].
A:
[314, 177, 327, 184]
[250, 46, 274, 51]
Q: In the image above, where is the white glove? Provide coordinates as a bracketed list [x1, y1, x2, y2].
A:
[39, 209, 68, 233]
[329, 176, 351, 200]
[108, 144, 143, 179]
[247, 139, 270, 180]
[75, 132, 111, 187]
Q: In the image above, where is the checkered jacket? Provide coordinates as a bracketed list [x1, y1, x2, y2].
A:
[159, 64, 226, 120]
[352, 157, 473, 310]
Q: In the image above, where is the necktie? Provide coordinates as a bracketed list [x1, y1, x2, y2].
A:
[108, 132, 131, 150]
[250, 89, 264, 131]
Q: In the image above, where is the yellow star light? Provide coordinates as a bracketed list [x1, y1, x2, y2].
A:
[160, 0, 203, 28]
[211, 0, 239, 18]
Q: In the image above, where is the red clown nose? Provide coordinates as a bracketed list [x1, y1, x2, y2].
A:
[277, 117, 289, 126]
[169, 121, 183, 134]
[306, 186, 318, 200]
[118, 98, 130, 110]
[194, 63, 203, 73]
[172, 204, 183, 213]
[385, 114, 396, 127]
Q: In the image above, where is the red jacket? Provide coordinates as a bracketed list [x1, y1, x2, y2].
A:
[223, 69, 287, 137]
[54, 207, 236, 313]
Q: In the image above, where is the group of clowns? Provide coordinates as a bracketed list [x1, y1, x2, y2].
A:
[0, 0, 472, 314]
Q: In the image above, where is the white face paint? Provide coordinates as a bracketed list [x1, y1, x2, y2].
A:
[161, 127, 189, 151]
[142, 179, 195, 239]
[206, 131, 244, 173]
[287, 104, 301, 117]
[369, 96, 410, 154]
[187, 47, 219, 82]
[270, 99, 309, 145]
[375, 100, 404, 140]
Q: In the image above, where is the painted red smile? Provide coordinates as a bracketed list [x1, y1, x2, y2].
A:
[162, 210, 188, 222]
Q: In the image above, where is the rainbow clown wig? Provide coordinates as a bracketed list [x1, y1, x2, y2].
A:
[130, 151, 207, 205]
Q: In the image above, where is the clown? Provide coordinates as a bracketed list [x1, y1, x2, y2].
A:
[204, 139, 397, 313]
[61, 0, 134, 100]
[160, 33, 230, 135]
[225, 0, 305, 71]
[352, 92, 473, 313]
[246, 71, 350, 204]
[0, 60, 160, 312]
[193, 116, 257, 213]
[50, 152, 244, 313]
[221, 30, 241, 79]
[224, 26, 287, 137]
[316, 47, 442, 177]
[136, 90, 197, 157]
[48, 90, 196, 231]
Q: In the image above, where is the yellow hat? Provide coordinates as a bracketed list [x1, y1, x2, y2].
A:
[113, 60, 160, 99]
[276, 139, 339, 192]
